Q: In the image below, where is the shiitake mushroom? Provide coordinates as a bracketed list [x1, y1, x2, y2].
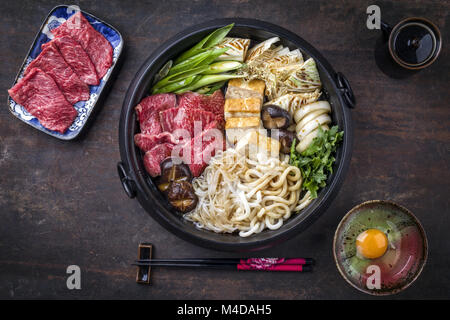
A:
[279, 130, 295, 154]
[157, 157, 192, 193]
[261, 105, 292, 130]
[156, 157, 198, 213]
[270, 129, 295, 154]
[166, 181, 198, 213]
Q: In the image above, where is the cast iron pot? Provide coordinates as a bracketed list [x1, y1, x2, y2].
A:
[118, 18, 355, 251]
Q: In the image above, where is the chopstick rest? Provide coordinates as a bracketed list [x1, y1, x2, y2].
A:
[136, 243, 153, 285]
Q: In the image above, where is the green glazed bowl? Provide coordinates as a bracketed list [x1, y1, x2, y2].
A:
[333, 200, 428, 295]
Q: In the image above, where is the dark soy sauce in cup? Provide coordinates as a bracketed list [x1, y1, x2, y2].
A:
[393, 22, 436, 66]
[385, 17, 442, 70]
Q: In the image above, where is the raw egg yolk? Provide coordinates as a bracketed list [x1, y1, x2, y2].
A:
[356, 229, 388, 259]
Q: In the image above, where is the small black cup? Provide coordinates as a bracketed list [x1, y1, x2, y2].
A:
[381, 17, 442, 70]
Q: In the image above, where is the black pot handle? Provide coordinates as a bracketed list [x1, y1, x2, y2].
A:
[336, 72, 355, 109]
[117, 162, 137, 199]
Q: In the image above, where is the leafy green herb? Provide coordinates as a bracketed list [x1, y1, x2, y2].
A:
[290, 126, 344, 199]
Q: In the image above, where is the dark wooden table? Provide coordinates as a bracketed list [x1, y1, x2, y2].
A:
[0, 0, 448, 299]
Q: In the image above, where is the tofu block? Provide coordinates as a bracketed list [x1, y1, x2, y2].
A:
[224, 97, 262, 119]
[225, 116, 262, 145]
[235, 130, 280, 160]
[225, 116, 261, 130]
[228, 79, 266, 96]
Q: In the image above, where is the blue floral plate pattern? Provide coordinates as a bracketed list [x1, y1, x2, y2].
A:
[7, 5, 124, 140]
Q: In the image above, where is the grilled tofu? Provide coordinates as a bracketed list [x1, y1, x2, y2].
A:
[227, 78, 265, 97]
[224, 97, 262, 119]
[224, 79, 266, 120]
[225, 116, 262, 145]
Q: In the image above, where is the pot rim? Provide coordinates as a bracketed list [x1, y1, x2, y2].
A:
[119, 18, 354, 251]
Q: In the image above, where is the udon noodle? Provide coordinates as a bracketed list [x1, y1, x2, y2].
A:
[185, 149, 312, 237]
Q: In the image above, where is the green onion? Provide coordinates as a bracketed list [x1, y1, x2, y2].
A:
[201, 61, 243, 74]
[167, 50, 213, 75]
[153, 75, 201, 94]
[153, 60, 173, 84]
[197, 47, 230, 66]
[195, 80, 227, 94]
[150, 24, 244, 94]
[174, 23, 234, 64]
[168, 47, 229, 76]
[174, 74, 244, 94]
[152, 65, 209, 91]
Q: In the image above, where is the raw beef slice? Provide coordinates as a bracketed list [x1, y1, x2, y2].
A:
[51, 12, 113, 79]
[159, 107, 217, 137]
[135, 93, 177, 135]
[8, 68, 78, 133]
[143, 143, 174, 177]
[42, 36, 99, 85]
[134, 132, 177, 152]
[178, 90, 225, 127]
[25, 42, 89, 104]
[178, 121, 225, 177]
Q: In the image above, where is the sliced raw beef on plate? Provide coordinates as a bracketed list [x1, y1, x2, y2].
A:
[143, 143, 174, 177]
[8, 68, 78, 133]
[159, 107, 217, 138]
[178, 90, 225, 127]
[135, 93, 177, 135]
[25, 42, 89, 104]
[51, 12, 113, 79]
[177, 121, 226, 177]
[134, 132, 177, 152]
[42, 36, 99, 85]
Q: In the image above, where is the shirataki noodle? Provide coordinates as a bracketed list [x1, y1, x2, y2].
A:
[185, 149, 312, 237]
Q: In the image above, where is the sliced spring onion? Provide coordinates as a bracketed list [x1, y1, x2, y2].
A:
[174, 23, 234, 64]
[154, 75, 201, 94]
[201, 61, 243, 75]
[174, 74, 244, 94]
[167, 50, 213, 76]
[152, 65, 209, 91]
[196, 47, 230, 66]
[153, 60, 173, 85]
[167, 47, 229, 76]
[195, 80, 227, 94]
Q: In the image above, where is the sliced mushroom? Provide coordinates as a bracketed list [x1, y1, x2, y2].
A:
[157, 157, 192, 193]
[261, 105, 292, 130]
[271, 129, 295, 154]
[167, 181, 198, 213]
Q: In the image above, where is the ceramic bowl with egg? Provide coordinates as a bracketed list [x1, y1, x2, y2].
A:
[333, 200, 427, 295]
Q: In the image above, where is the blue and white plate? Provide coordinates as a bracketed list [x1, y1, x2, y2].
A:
[7, 5, 124, 140]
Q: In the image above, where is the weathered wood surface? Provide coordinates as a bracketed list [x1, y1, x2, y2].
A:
[0, 0, 448, 299]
